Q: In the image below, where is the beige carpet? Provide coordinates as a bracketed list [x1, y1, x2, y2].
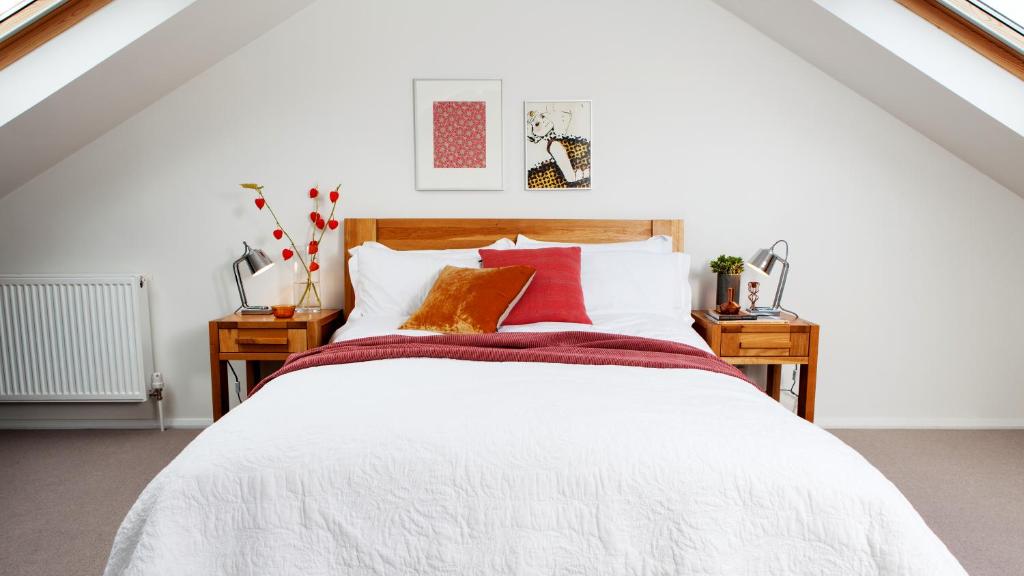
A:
[0, 429, 200, 576]
[831, 429, 1024, 576]
[0, 429, 1020, 575]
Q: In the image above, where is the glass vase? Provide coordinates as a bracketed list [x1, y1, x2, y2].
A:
[293, 261, 322, 313]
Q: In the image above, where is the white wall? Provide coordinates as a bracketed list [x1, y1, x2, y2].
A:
[1, 0, 1022, 427]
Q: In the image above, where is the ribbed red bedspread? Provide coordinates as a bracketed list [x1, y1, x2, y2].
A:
[253, 331, 750, 394]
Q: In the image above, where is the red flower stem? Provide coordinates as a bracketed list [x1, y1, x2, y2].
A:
[314, 184, 341, 248]
[254, 187, 310, 273]
[298, 184, 339, 306]
[250, 184, 340, 308]
[299, 183, 339, 295]
[298, 191, 324, 306]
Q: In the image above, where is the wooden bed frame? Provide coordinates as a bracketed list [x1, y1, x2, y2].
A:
[343, 218, 684, 313]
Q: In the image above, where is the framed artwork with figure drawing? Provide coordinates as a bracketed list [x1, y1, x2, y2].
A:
[414, 79, 503, 191]
[525, 100, 591, 190]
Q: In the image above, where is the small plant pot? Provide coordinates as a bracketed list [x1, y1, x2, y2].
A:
[716, 273, 742, 307]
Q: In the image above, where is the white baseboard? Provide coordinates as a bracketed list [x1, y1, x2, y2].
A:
[818, 417, 1024, 429]
[0, 418, 212, 430]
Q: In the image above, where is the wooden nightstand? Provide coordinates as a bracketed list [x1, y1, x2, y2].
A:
[208, 309, 343, 421]
[691, 311, 820, 422]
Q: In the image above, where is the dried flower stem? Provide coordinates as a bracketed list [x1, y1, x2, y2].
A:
[243, 182, 341, 309]
[252, 186, 311, 274]
[296, 183, 341, 306]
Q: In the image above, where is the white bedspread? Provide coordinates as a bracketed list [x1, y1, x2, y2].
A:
[105, 320, 964, 575]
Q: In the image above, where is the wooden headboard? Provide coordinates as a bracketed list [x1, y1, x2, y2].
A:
[343, 218, 684, 313]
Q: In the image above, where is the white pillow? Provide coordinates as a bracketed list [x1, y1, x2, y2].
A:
[516, 234, 673, 253]
[347, 238, 513, 297]
[580, 252, 692, 317]
[348, 239, 513, 317]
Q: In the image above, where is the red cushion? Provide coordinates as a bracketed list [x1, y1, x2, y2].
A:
[479, 247, 591, 325]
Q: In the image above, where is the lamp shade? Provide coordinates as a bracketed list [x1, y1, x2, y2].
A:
[747, 247, 776, 275]
[243, 245, 274, 276]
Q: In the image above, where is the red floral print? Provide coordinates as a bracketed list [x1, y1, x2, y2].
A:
[433, 101, 486, 168]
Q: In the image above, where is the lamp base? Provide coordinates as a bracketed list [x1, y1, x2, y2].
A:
[239, 305, 273, 315]
[748, 306, 782, 317]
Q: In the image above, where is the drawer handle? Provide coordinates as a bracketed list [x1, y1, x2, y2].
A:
[738, 339, 790, 348]
[238, 336, 288, 346]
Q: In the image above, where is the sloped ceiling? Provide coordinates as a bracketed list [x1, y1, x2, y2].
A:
[2, 0, 1022, 201]
[0, 0, 316, 198]
[713, 0, 1024, 199]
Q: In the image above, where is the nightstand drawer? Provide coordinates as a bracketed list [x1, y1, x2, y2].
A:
[691, 310, 818, 422]
[722, 332, 808, 357]
[210, 309, 343, 421]
[219, 328, 307, 353]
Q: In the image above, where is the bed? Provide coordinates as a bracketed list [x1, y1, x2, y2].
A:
[104, 219, 965, 575]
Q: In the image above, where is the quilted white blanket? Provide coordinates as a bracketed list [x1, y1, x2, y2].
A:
[105, 358, 965, 575]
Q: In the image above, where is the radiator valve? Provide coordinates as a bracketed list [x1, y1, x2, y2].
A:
[149, 372, 164, 400]
[150, 372, 165, 431]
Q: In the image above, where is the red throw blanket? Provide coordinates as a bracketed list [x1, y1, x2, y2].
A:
[253, 331, 750, 394]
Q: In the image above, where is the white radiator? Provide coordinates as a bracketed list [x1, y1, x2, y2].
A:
[0, 275, 153, 402]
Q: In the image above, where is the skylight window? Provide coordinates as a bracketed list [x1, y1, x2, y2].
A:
[0, 0, 111, 70]
[971, 1, 1024, 36]
[0, 1, 63, 41]
[0, 2, 33, 22]
[943, 0, 1024, 55]
[897, 0, 1024, 81]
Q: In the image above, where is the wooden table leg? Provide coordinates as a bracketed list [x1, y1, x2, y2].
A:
[797, 325, 819, 422]
[213, 361, 229, 421]
[245, 360, 260, 398]
[766, 365, 782, 401]
[209, 323, 228, 422]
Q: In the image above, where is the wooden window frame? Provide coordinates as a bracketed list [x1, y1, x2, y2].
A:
[895, 0, 1024, 81]
[0, 0, 113, 71]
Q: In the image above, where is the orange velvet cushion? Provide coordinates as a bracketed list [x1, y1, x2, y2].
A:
[400, 265, 536, 333]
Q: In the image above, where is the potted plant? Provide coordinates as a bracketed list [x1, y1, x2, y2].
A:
[710, 255, 744, 308]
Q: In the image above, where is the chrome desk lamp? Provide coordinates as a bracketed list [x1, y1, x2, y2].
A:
[233, 241, 274, 315]
[746, 239, 794, 318]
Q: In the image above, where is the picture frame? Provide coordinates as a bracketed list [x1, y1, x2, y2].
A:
[524, 100, 592, 190]
[413, 79, 503, 191]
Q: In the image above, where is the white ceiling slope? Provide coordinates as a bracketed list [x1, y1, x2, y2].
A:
[0, 0, 316, 198]
[713, 0, 1024, 200]
[2, 0, 1021, 202]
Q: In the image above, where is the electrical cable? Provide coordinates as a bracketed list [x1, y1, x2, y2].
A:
[227, 361, 242, 403]
[785, 366, 800, 397]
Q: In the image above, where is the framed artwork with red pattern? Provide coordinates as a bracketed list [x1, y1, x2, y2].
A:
[414, 79, 503, 190]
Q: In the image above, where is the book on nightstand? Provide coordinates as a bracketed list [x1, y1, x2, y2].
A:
[705, 310, 757, 321]
[705, 310, 790, 323]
